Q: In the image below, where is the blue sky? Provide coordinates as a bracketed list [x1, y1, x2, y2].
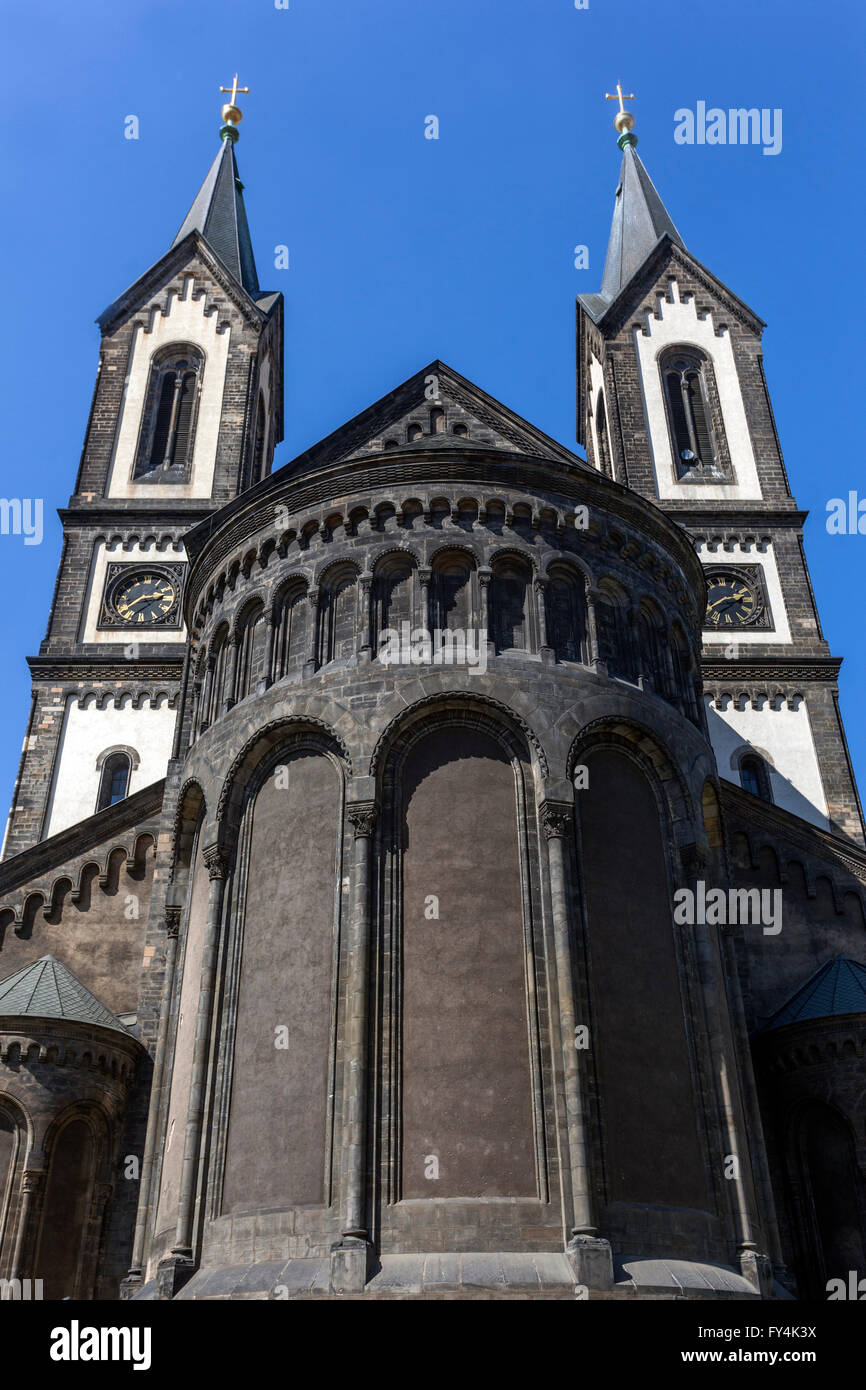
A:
[2, 0, 865, 824]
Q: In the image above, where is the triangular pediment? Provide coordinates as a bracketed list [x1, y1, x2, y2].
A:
[280, 360, 584, 479]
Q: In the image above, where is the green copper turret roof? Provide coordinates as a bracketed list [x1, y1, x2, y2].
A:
[760, 956, 866, 1033]
[0, 954, 131, 1036]
[172, 137, 259, 296]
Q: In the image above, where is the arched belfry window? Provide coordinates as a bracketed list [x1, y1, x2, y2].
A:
[134, 345, 204, 482]
[660, 347, 724, 481]
[95, 750, 133, 811]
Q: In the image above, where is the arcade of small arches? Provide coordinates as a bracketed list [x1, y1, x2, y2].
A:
[187, 546, 702, 741]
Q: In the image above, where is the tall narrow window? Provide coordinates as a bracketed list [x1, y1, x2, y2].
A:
[661, 348, 723, 480]
[96, 751, 132, 811]
[235, 604, 264, 701]
[252, 392, 266, 484]
[595, 393, 611, 476]
[739, 753, 772, 802]
[491, 558, 531, 652]
[275, 583, 308, 680]
[134, 345, 204, 481]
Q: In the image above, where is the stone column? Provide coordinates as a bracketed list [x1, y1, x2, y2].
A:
[331, 801, 377, 1294]
[540, 800, 613, 1291]
[200, 656, 215, 732]
[534, 575, 554, 663]
[585, 589, 602, 672]
[122, 905, 181, 1298]
[304, 586, 320, 675]
[8, 1168, 45, 1285]
[477, 566, 494, 660]
[417, 568, 432, 639]
[359, 572, 374, 662]
[158, 847, 227, 1298]
[721, 929, 788, 1286]
[221, 639, 238, 714]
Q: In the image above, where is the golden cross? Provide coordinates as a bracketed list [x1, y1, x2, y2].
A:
[605, 82, 635, 115]
[220, 74, 250, 106]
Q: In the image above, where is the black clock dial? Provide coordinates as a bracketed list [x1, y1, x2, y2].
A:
[113, 572, 178, 625]
[704, 572, 759, 628]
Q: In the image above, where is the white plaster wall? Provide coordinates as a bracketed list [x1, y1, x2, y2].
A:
[45, 697, 177, 838]
[587, 355, 605, 472]
[705, 696, 828, 829]
[106, 273, 231, 500]
[79, 541, 187, 645]
[634, 279, 762, 501]
[698, 540, 791, 646]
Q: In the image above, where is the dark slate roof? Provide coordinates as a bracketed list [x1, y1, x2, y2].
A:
[761, 956, 866, 1033]
[579, 144, 685, 321]
[0, 955, 131, 1036]
[172, 138, 259, 295]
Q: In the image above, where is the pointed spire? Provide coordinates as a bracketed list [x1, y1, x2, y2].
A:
[581, 88, 685, 320]
[598, 144, 685, 303]
[171, 76, 259, 295]
[172, 137, 259, 296]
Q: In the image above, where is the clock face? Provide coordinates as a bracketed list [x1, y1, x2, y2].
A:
[112, 572, 178, 625]
[705, 572, 760, 628]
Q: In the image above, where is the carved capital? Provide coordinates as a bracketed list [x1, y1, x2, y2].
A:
[347, 803, 378, 839]
[477, 566, 492, 587]
[202, 846, 228, 881]
[164, 905, 182, 939]
[21, 1169, 45, 1195]
[540, 800, 573, 841]
[418, 567, 432, 587]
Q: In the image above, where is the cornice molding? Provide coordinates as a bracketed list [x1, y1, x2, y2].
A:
[703, 660, 842, 683]
[720, 781, 866, 882]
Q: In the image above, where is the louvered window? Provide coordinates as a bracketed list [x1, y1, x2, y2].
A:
[134, 345, 204, 481]
[661, 349, 721, 479]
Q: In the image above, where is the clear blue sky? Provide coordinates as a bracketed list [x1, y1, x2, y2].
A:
[2, 0, 865, 822]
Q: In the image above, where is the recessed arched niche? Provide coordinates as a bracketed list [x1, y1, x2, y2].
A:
[577, 746, 708, 1215]
[221, 745, 342, 1213]
[398, 723, 536, 1199]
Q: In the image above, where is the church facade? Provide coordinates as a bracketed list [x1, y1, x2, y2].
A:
[0, 92, 864, 1301]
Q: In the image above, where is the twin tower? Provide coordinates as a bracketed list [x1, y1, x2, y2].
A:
[0, 94, 863, 1301]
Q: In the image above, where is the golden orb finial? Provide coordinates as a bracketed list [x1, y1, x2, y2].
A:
[219, 74, 250, 140]
[605, 82, 637, 148]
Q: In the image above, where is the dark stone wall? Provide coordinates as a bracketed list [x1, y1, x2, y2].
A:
[579, 747, 708, 1211]
[400, 726, 535, 1199]
[222, 749, 339, 1213]
[0, 846, 155, 1018]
